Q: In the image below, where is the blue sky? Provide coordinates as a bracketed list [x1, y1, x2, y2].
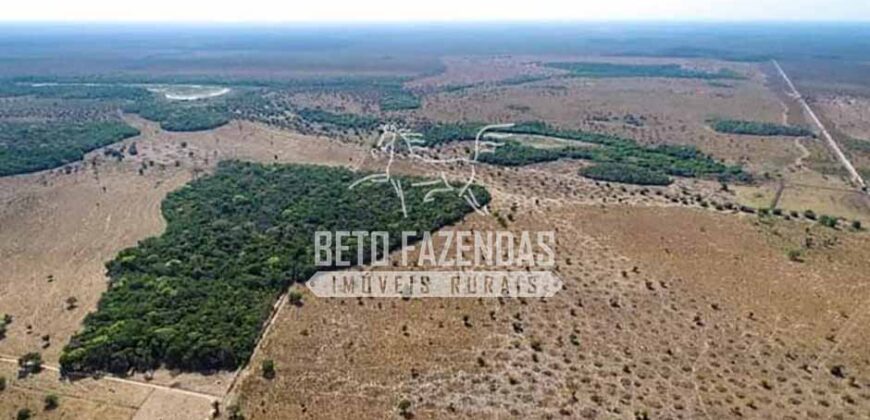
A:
[3, 0, 869, 22]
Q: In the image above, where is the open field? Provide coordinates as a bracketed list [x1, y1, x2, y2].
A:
[234, 183, 870, 419]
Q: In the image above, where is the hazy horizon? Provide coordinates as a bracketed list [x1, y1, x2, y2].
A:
[3, 0, 870, 23]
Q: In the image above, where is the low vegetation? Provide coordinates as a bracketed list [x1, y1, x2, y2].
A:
[711, 119, 814, 137]
[18, 352, 42, 377]
[16, 408, 32, 420]
[262, 359, 276, 379]
[0, 314, 10, 339]
[545, 62, 742, 79]
[579, 163, 673, 186]
[44, 394, 59, 410]
[0, 121, 140, 176]
[60, 161, 487, 375]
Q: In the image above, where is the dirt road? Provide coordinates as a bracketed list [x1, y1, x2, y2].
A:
[772, 60, 867, 191]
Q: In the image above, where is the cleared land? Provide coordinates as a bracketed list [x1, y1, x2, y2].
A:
[234, 177, 870, 419]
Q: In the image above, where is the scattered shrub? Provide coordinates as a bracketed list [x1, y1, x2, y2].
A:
[287, 290, 304, 307]
[397, 399, 413, 418]
[18, 352, 42, 376]
[16, 408, 32, 420]
[44, 394, 59, 410]
[819, 215, 838, 229]
[261, 359, 275, 379]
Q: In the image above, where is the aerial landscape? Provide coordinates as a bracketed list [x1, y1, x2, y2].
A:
[1, 2, 870, 419]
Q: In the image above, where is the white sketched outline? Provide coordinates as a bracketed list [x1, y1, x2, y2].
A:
[349, 122, 515, 217]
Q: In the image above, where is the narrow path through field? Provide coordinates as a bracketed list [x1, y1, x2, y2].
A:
[1, 353, 220, 419]
[772, 60, 867, 191]
[792, 137, 811, 169]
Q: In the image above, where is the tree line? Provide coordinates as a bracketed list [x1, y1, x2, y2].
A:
[0, 121, 140, 176]
[711, 119, 814, 137]
[60, 161, 487, 375]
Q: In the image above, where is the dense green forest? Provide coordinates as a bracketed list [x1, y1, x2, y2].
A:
[428, 121, 749, 182]
[0, 122, 140, 176]
[418, 122, 486, 146]
[60, 161, 487, 375]
[379, 88, 421, 111]
[123, 98, 230, 132]
[545, 62, 743, 79]
[0, 82, 151, 101]
[711, 119, 814, 137]
[296, 108, 380, 130]
[478, 141, 595, 166]
[579, 163, 673, 185]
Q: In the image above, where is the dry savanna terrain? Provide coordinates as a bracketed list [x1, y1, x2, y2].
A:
[1, 53, 869, 420]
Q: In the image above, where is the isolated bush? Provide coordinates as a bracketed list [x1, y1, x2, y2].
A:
[18, 352, 42, 375]
[397, 399, 413, 418]
[16, 408, 32, 420]
[0, 376, 6, 391]
[852, 220, 863, 231]
[44, 394, 59, 410]
[227, 405, 245, 420]
[261, 359, 275, 379]
[819, 215, 838, 229]
[804, 209, 817, 220]
[287, 290, 304, 307]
